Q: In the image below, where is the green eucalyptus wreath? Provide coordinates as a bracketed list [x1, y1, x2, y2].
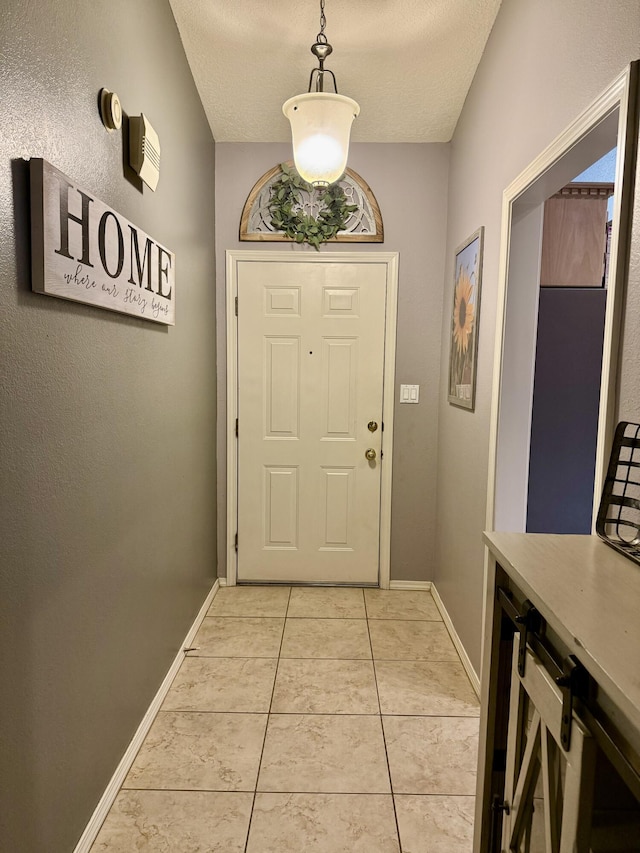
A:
[268, 162, 358, 250]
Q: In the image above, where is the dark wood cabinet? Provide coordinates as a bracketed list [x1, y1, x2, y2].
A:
[476, 533, 640, 852]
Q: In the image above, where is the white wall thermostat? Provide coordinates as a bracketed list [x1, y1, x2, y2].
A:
[99, 88, 122, 132]
[129, 113, 161, 191]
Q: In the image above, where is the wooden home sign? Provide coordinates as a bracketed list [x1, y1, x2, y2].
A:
[30, 159, 175, 325]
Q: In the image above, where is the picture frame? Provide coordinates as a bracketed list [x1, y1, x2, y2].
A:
[448, 226, 484, 410]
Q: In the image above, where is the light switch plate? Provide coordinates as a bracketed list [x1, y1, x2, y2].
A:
[400, 384, 420, 403]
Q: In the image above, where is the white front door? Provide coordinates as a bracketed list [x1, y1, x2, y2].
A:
[234, 255, 393, 584]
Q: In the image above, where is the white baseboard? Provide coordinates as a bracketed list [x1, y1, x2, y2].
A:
[73, 578, 220, 853]
[430, 583, 480, 698]
[388, 580, 432, 591]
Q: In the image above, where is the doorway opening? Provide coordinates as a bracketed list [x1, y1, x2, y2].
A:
[488, 63, 638, 535]
[526, 149, 616, 534]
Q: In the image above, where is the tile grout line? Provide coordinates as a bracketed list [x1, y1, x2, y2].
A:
[188, 654, 462, 662]
[156, 709, 477, 717]
[121, 785, 476, 797]
[96, 587, 477, 850]
[242, 586, 292, 853]
[364, 591, 404, 853]
[156, 709, 397, 717]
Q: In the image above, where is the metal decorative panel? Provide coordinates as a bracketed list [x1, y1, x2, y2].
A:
[240, 162, 383, 243]
[597, 421, 640, 564]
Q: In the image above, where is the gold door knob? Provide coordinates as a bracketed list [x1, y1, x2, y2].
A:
[368, 421, 379, 432]
[365, 448, 377, 460]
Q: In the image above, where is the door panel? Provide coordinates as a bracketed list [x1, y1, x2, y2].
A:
[502, 637, 596, 853]
[265, 338, 300, 437]
[263, 466, 298, 548]
[321, 468, 354, 547]
[322, 338, 357, 437]
[237, 260, 387, 584]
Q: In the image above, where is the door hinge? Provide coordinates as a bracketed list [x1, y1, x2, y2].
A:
[234, 532, 238, 552]
[489, 795, 510, 852]
[235, 295, 238, 316]
[235, 417, 238, 437]
[492, 795, 510, 816]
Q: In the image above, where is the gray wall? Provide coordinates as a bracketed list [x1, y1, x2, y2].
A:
[215, 142, 450, 582]
[435, 0, 640, 673]
[527, 288, 607, 535]
[0, 2, 217, 850]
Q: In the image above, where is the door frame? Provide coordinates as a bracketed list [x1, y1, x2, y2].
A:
[486, 61, 638, 537]
[481, 63, 638, 672]
[225, 249, 399, 588]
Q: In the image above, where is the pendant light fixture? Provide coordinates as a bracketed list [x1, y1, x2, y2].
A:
[283, 0, 360, 187]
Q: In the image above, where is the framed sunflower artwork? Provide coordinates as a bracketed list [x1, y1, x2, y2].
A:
[448, 227, 484, 410]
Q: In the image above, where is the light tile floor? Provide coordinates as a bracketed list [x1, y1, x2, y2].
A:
[91, 586, 480, 852]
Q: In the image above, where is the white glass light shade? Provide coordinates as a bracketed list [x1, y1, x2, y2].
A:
[283, 92, 360, 186]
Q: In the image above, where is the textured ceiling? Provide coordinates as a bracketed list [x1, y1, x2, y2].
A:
[169, 0, 502, 144]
